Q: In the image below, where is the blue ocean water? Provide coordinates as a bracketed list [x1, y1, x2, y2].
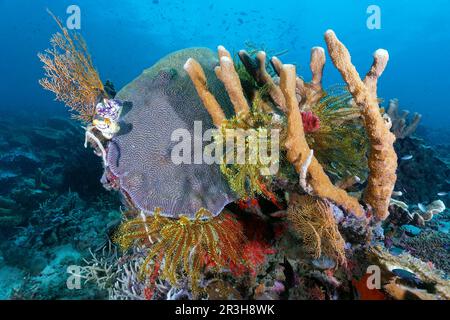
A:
[0, 0, 449, 300]
[0, 0, 449, 127]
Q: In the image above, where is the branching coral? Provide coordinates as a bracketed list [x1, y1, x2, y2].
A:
[113, 208, 245, 290]
[38, 11, 105, 123]
[109, 246, 156, 300]
[79, 242, 119, 292]
[368, 246, 450, 300]
[288, 193, 347, 266]
[387, 98, 422, 139]
[325, 30, 397, 221]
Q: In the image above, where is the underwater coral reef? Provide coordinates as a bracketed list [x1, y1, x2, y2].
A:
[0, 115, 121, 299]
[2, 11, 448, 301]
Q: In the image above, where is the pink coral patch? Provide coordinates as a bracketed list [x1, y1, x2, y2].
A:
[301, 111, 321, 133]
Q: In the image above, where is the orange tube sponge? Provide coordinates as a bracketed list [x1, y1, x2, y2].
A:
[184, 46, 251, 123]
[183, 58, 226, 127]
[214, 46, 250, 116]
[325, 30, 397, 221]
[271, 46, 326, 111]
[238, 50, 287, 112]
[280, 64, 364, 217]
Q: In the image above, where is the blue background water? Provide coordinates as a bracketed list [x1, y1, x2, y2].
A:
[0, 0, 449, 128]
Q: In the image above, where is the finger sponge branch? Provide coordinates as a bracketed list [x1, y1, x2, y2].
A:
[214, 46, 250, 116]
[280, 64, 364, 217]
[325, 30, 397, 221]
[184, 58, 226, 127]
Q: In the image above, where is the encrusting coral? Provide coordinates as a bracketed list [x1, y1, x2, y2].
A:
[38, 11, 106, 123]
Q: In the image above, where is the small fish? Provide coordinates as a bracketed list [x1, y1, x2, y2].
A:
[401, 155, 413, 161]
[392, 191, 403, 197]
[438, 192, 448, 197]
[418, 203, 427, 213]
[391, 269, 423, 287]
[270, 211, 288, 218]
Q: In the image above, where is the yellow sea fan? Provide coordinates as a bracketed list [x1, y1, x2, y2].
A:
[288, 194, 346, 266]
[114, 208, 245, 288]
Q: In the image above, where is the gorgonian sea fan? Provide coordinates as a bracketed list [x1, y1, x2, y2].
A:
[38, 11, 105, 123]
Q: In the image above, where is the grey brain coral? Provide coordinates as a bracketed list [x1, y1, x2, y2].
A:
[107, 48, 236, 219]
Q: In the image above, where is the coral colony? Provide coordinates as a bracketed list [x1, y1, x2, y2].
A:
[36, 13, 449, 300]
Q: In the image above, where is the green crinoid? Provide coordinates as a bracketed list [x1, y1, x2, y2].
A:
[307, 85, 369, 181]
[216, 97, 281, 199]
